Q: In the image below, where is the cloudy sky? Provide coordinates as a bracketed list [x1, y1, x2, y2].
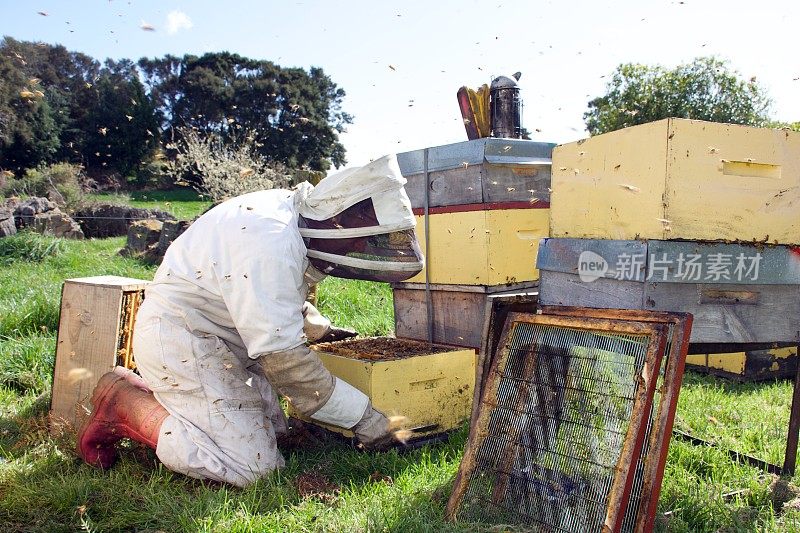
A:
[3, 0, 799, 168]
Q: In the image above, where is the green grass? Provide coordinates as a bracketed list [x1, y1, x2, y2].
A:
[88, 187, 212, 220]
[0, 232, 65, 265]
[1, 205, 800, 530]
[315, 278, 394, 337]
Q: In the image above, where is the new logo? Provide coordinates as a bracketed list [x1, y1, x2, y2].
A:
[578, 251, 608, 282]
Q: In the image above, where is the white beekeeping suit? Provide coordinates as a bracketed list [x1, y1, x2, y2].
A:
[127, 155, 423, 486]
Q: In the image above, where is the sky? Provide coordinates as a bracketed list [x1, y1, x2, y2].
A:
[2, 0, 799, 169]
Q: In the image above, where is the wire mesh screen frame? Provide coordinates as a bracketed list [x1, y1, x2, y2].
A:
[471, 293, 539, 429]
[539, 307, 692, 533]
[447, 312, 669, 532]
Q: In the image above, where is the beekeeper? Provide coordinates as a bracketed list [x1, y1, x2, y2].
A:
[77, 155, 424, 487]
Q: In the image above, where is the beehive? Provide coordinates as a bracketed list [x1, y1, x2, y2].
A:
[398, 138, 553, 286]
[50, 276, 149, 430]
[550, 118, 800, 244]
[537, 238, 800, 344]
[397, 138, 554, 209]
[404, 207, 549, 285]
[686, 347, 798, 381]
[296, 338, 476, 439]
[392, 282, 538, 348]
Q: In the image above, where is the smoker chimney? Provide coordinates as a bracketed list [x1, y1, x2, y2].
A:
[490, 73, 523, 138]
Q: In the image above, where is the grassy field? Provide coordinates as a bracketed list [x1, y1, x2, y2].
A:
[89, 188, 213, 221]
[1, 192, 800, 531]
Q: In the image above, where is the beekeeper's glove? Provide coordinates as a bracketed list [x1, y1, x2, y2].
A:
[302, 302, 358, 344]
[258, 344, 369, 432]
[351, 403, 395, 450]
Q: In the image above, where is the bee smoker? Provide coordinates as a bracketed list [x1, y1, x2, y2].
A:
[490, 73, 523, 138]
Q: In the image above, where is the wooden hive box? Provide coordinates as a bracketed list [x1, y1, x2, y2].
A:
[397, 138, 553, 286]
[536, 238, 800, 344]
[50, 276, 149, 430]
[392, 282, 538, 348]
[292, 338, 476, 439]
[403, 207, 549, 286]
[550, 118, 800, 245]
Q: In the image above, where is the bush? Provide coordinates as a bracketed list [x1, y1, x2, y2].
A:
[0, 231, 65, 265]
[166, 127, 295, 203]
[130, 155, 174, 189]
[1, 162, 86, 211]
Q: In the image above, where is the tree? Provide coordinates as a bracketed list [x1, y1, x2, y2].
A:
[79, 59, 159, 176]
[1, 40, 352, 177]
[0, 41, 62, 170]
[0, 38, 157, 177]
[137, 54, 184, 134]
[166, 126, 293, 202]
[584, 57, 772, 135]
[140, 53, 352, 170]
[0, 38, 100, 165]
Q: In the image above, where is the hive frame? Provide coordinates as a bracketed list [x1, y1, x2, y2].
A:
[447, 312, 670, 532]
[539, 306, 692, 532]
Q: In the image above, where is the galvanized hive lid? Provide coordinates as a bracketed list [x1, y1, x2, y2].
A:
[396, 138, 554, 176]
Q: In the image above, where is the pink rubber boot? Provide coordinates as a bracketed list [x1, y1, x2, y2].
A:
[112, 366, 152, 392]
[77, 371, 168, 468]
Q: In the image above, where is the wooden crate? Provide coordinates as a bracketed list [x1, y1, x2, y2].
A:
[404, 206, 549, 285]
[397, 138, 554, 209]
[293, 338, 476, 439]
[686, 347, 798, 381]
[537, 238, 800, 344]
[550, 118, 800, 244]
[392, 282, 538, 348]
[50, 276, 149, 430]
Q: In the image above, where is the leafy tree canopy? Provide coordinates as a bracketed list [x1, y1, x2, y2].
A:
[139, 52, 352, 171]
[584, 57, 773, 135]
[1, 38, 352, 178]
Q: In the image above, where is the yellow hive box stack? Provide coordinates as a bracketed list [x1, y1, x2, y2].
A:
[540, 119, 800, 379]
[290, 338, 476, 440]
[393, 139, 553, 348]
[398, 138, 554, 286]
[550, 118, 800, 244]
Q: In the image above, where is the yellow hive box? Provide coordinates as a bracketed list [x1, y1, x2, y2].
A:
[551, 118, 800, 244]
[294, 338, 476, 439]
[686, 347, 797, 381]
[407, 207, 550, 285]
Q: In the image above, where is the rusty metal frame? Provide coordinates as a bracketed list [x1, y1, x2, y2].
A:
[448, 311, 669, 532]
[470, 292, 539, 429]
[540, 306, 692, 533]
[785, 357, 800, 476]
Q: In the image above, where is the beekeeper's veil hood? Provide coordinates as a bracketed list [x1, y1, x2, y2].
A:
[294, 154, 424, 283]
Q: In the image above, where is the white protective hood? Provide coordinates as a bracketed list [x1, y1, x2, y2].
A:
[294, 154, 416, 239]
